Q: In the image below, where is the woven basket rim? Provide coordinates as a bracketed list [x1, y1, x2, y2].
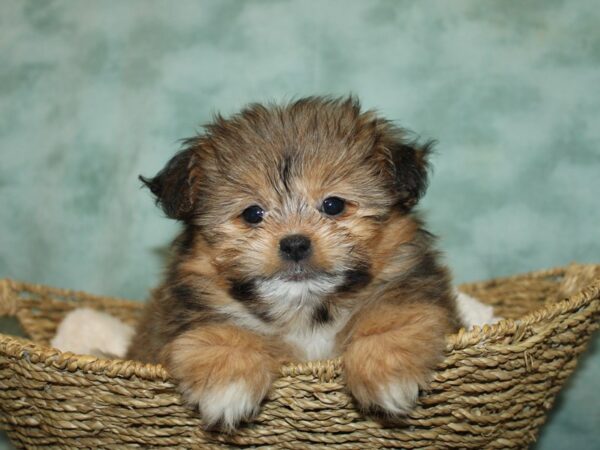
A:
[1, 264, 599, 383]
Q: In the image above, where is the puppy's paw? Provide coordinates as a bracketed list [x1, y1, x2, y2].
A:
[343, 302, 451, 417]
[166, 325, 279, 431]
[343, 334, 435, 417]
[181, 379, 268, 431]
[345, 363, 425, 416]
[373, 378, 420, 415]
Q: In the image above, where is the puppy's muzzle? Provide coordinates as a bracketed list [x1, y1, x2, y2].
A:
[279, 234, 312, 262]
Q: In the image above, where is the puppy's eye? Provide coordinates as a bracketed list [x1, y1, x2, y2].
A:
[242, 205, 265, 224]
[321, 197, 345, 216]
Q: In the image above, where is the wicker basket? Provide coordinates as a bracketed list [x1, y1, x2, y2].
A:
[1, 264, 599, 449]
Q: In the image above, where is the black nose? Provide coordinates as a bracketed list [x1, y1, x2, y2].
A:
[279, 234, 312, 262]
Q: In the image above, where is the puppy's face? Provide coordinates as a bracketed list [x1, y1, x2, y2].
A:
[142, 98, 430, 305]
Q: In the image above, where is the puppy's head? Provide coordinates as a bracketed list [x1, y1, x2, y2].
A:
[142, 97, 432, 306]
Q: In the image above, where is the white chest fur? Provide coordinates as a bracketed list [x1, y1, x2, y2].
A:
[216, 277, 352, 361]
[257, 277, 350, 361]
[283, 318, 347, 360]
[256, 277, 341, 321]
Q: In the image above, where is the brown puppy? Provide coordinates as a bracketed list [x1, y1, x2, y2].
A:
[127, 96, 459, 430]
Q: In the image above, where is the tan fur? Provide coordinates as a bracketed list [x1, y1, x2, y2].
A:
[369, 212, 419, 276]
[128, 96, 459, 430]
[162, 325, 291, 430]
[164, 325, 282, 391]
[342, 301, 452, 412]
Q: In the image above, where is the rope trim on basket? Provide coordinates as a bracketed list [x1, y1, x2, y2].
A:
[449, 279, 600, 350]
[0, 279, 18, 317]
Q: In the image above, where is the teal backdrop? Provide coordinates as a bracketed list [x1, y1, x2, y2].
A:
[1, 1, 598, 448]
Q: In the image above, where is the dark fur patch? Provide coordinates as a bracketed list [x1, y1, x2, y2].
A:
[390, 141, 433, 211]
[171, 283, 207, 311]
[166, 305, 227, 338]
[139, 148, 199, 221]
[166, 310, 197, 337]
[175, 226, 197, 255]
[228, 279, 273, 323]
[410, 251, 439, 281]
[312, 303, 331, 325]
[337, 265, 373, 294]
[280, 155, 292, 192]
[228, 279, 257, 303]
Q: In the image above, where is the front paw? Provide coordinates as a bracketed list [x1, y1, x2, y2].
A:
[180, 378, 269, 431]
[367, 378, 420, 415]
[345, 366, 423, 415]
[344, 337, 433, 416]
[166, 325, 279, 431]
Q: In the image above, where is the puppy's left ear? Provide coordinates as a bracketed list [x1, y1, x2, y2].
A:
[139, 147, 202, 221]
[387, 140, 433, 211]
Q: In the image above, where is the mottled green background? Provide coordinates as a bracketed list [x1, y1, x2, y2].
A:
[1, 0, 599, 448]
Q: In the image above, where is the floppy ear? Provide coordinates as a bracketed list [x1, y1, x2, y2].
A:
[388, 140, 433, 211]
[139, 148, 201, 221]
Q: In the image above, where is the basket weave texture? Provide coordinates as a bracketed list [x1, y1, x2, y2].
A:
[1, 264, 599, 449]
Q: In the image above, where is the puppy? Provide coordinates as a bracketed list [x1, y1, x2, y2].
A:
[127, 96, 459, 430]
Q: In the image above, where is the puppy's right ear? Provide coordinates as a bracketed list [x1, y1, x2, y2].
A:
[139, 148, 201, 221]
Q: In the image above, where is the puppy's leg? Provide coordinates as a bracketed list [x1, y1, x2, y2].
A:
[343, 300, 451, 416]
[164, 324, 282, 431]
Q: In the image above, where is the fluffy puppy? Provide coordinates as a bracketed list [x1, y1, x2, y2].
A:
[127, 96, 459, 431]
